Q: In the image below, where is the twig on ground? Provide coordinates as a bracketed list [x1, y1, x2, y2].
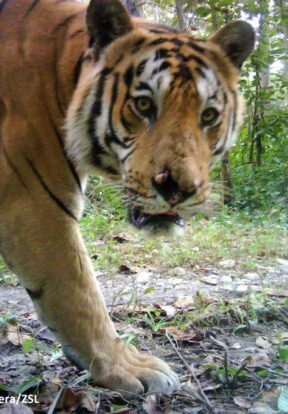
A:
[265, 380, 288, 386]
[247, 380, 265, 401]
[224, 352, 229, 386]
[249, 366, 288, 379]
[209, 335, 229, 351]
[166, 333, 220, 414]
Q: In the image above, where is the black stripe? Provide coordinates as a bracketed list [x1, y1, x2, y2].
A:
[105, 74, 130, 149]
[105, 166, 119, 176]
[120, 148, 136, 163]
[120, 111, 133, 133]
[26, 287, 44, 300]
[150, 38, 167, 46]
[186, 54, 209, 69]
[52, 11, 85, 117]
[4, 93, 81, 196]
[25, 0, 40, 16]
[26, 158, 77, 221]
[52, 11, 83, 35]
[195, 67, 206, 79]
[0, 0, 9, 13]
[136, 82, 153, 93]
[175, 53, 188, 63]
[152, 61, 171, 76]
[90, 67, 111, 118]
[2, 143, 31, 193]
[78, 252, 83, 274]
[69, 28, 84, 39]
[66, 155, 82, 194]
[74, 53, 84, 85]
[187, 41, 205, 53]
[124, 65, 134, 88]
[213, 108, 232, 156]
[41, 99, 82, 194]
[154, 48, 171, 61]
[87, 70, 111, 167]
[91, 140, 107, 167]
[136, 59, 148, 77]
[131, 38, 146, 53]
[149, 29, 169, 34]
[169, 38, 184, 46]
[213, 144, 225, 156]
[173, 64, 193, 82]
[114, 54, 124, 66]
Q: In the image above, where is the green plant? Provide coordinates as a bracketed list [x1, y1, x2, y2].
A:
[141, 309, 169, 332]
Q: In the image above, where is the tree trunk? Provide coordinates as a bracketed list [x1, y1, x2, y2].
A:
[122, 0, 142, 17]
[209, 3, 234, 204]
[252, 0, 269, 168]
[221, 153, 234, 205]
[175, 0, 186, 30]
[278, 0, 288, 103]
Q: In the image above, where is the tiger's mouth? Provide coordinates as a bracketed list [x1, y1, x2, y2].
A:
[128, 206, 185, 230]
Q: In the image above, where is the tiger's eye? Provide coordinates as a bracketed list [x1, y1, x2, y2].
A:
[201, 108, 219, 126]
[135, 97, 153, 113]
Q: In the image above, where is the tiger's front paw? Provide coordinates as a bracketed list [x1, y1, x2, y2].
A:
[92, 339, 180, 396]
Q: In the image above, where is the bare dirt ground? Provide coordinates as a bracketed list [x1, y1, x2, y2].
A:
[1, 254, 288, 414]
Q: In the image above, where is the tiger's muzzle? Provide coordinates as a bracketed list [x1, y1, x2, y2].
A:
[127, 168, 209, 235]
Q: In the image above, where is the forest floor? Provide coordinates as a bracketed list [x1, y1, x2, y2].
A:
[0, 210, 288, 414]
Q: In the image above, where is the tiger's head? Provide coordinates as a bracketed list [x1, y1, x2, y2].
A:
[66, 0, 255, 235]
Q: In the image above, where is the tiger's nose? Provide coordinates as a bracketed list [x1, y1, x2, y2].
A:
[152, 169, 202, 206]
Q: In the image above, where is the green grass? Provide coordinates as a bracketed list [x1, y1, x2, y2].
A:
[0, 180, 287, 278]
[79, 202, 287, 274]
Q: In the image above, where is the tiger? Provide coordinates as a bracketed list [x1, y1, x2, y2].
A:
[0, 0, 254, 396]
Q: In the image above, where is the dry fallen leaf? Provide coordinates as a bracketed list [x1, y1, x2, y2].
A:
[174, 296, 195, 309]
[113, 232, 135, 243]
[202, 383, 222, 392]
[155, 304, 177, 317]
[233, 396, 252, 409]
[256, 336, 272, 349]
[6, 324, 32, 346]
[266, 289, 288, 298]
[77, 392, 97, 412]
[56, 388, 80, 412]
[161, 326, 197, 341]
[200, 276, 218, 286]
[114, 322, 127, 332]
[230, 342, 242, 349]
[247, 352, 271, 367]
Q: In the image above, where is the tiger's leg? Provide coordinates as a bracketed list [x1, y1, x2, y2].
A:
[0, 196, 179, 395]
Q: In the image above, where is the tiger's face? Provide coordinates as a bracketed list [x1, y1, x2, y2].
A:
[66, 0, 255, 235]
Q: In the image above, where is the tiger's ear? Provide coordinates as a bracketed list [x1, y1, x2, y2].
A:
[209, 21, 255, 69]
[86, 0, 133, 50]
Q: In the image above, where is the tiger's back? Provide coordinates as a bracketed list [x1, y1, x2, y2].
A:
[0, 0, 86, 203]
